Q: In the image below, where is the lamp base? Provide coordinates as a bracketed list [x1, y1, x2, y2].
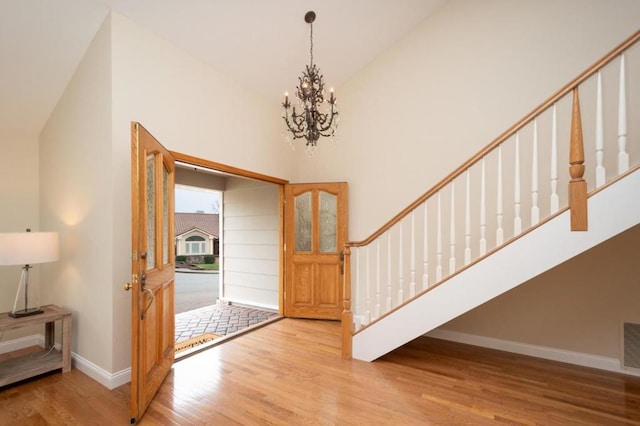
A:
[9, 307, 44, 318]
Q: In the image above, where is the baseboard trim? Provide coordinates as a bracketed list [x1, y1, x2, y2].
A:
[0, 334, 44, 354]
[72, 353, 131, 390]
[0, 333, 131, 390]
[219, 298, 279, 312]
[428, 329, 640, 377]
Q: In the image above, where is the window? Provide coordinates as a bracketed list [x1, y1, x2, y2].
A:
[185, 236, 206, 255]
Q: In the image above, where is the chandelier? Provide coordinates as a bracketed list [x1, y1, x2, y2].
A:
[282, 11, 338, 156]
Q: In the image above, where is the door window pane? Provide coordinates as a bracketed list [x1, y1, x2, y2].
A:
[146, 154, 156, 270]
[295, 192, 312, 252]
[162, 165, 169, 265]
[319, 191, 337, 253]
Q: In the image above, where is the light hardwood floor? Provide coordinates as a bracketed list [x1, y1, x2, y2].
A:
[2, 319, 640, 425]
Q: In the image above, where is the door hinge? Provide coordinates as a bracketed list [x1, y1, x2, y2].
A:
[132, 273, 139, 284]
[132, 251, 138, 261]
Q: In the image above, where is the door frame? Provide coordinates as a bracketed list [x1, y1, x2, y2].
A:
[170, 151, 289, 314]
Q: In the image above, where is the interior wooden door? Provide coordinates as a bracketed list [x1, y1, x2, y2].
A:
[129, 122, 175, 423]
[284, 183, 348, 319]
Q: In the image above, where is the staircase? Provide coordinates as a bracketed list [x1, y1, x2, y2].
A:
[352, 168, 640, 361]
[342, 30, 640, 362]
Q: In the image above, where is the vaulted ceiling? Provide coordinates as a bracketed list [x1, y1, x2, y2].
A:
[0, 0, 447, 134]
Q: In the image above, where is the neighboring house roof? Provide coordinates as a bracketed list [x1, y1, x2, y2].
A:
[175, 212, 219, 238]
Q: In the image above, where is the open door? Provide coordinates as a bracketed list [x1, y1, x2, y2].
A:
[284, 183, 348, 319]
[129, 122, 175, 423]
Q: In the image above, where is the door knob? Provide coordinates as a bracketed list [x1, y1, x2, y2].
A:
[124, 282, 132, 291]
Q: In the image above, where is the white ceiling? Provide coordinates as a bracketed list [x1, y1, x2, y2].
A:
[0, 0, 447, 134]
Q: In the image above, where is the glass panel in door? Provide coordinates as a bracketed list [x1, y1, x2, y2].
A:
[162, 165, 169, 265]
[319, 191, 337, 253]
[146, 154, 156, 270]
[295, 192, 312, 252]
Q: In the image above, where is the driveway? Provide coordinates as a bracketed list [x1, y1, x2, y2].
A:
[174, 271, 219, 314]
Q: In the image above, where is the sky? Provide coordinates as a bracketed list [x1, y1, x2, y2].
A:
[175, 186, 220, 213]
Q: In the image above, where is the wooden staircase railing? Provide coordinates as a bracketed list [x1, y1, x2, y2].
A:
[342, 30, 640, 359]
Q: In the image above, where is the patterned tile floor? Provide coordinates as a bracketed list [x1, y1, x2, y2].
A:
[175, 303, 279, 343]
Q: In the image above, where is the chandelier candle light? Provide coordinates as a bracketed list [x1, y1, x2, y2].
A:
[282, 11, 338, 156]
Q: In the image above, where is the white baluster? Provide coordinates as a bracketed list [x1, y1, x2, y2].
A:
[480, 158, 487, 256]
[618, 54, 629, 174]
[550, 104, 559, 213]
[398, 220, 404, 303]
[496, 145, 504, 246]
[410, 211, 416, 297]
[375, 238, 381, 319]
[531, 119, 540, 225]
[595, 71, 605, 187]
[386, 231, 392, 311]
[423, 202, 429, 290]
[449, 182, 456, 274]
[355, 247, 361, 324]
[436, 192, 443, 281]
[514, 135, 522, 235]
[464, 169, 471, 265]
[365, 246, 371, 324]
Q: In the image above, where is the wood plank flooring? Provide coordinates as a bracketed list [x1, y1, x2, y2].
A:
[2, 318, 640, 425]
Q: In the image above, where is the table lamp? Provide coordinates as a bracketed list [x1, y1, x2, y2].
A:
[0, 228, 59, 317]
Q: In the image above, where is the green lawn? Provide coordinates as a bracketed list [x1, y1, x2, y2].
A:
[196, 263, 219, 270]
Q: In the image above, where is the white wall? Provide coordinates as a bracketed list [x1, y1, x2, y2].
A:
[39, 15, 114, 371]
[0, 130, 41, 340]
[223, 178, 280, 310]
[295, 0, 640, 241]
[110, 12, 296, 181]
[441, 224, 640, 360]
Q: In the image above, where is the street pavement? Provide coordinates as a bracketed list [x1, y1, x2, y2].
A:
[175, 271, 219, 314]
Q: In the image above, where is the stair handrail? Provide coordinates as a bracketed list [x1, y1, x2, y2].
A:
[344, 30, 638, 248]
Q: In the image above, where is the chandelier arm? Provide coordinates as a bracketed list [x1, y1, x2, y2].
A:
[294, 115, 308, 132]
[282, 116, 296, 133]
[285, 110, 312, 139]
[314, 112, 328, 128]
[314, 103, 338, 131]
[318, 115, 338, 136]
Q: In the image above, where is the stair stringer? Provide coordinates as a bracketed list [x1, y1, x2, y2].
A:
[352, 169, 640, 362]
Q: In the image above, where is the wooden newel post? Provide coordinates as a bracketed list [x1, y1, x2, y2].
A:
[341, 246, 353, 360]
[569, 88, 588, 231]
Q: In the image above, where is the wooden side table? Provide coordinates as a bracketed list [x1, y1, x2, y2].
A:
[0, 304, 72, 387]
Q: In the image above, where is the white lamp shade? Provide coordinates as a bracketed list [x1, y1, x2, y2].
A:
[0, 232, 59, 266]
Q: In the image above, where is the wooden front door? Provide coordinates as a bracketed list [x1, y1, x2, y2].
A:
[129, 122, 175, 423]
[284, 183, 348, 319]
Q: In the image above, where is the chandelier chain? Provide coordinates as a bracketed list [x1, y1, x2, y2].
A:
[309, 22, 313, 66]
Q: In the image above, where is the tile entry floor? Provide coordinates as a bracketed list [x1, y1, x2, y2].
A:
[175, 302, 279, 344]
